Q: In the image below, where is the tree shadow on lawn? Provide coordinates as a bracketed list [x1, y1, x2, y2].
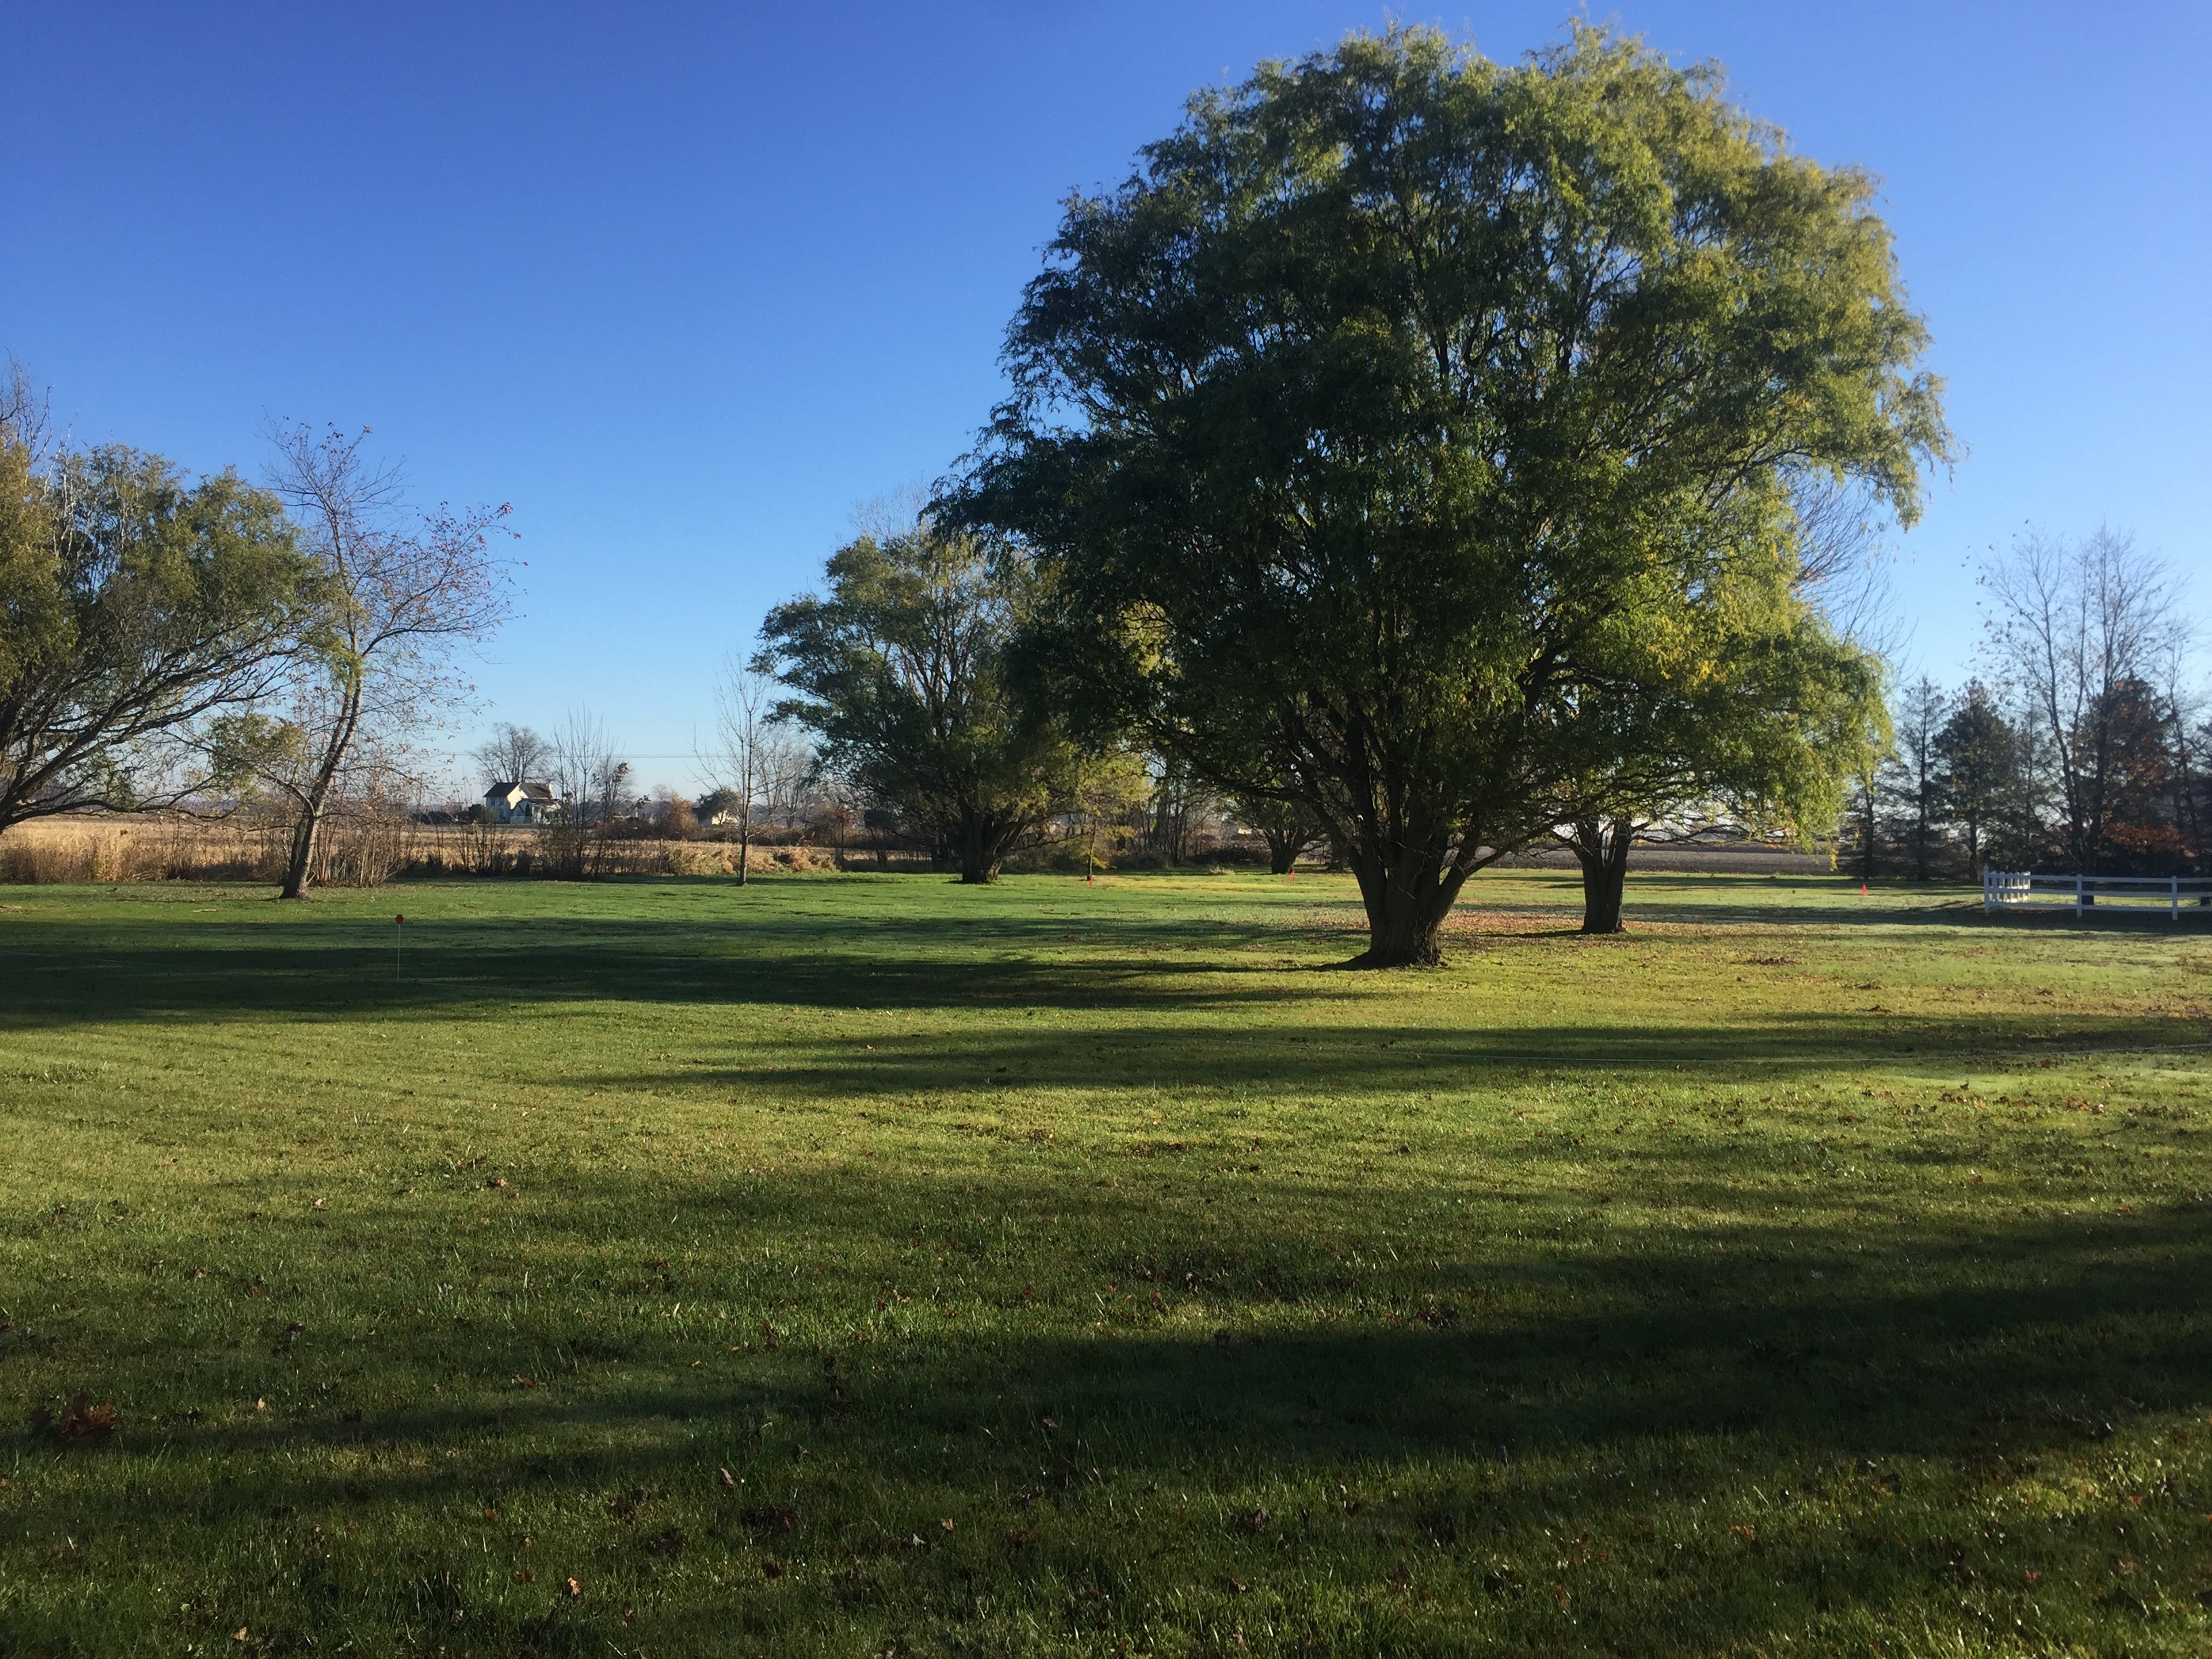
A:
[0, 911, 1351, 1029]
[4, 925, 2184, 1082]
[0, 876, 2072, 1030]
[12, 1193, 2205, 1653]
[579, 1008, 2201, 1101]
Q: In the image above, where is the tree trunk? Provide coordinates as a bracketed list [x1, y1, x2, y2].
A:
[1263, 824, 1303, 875]
[1570, 818, 1633, 933]
[1342, 838, 1469, 967]
[737, 811, 750, 888]
[956, 813, 1000, 884]
[279, 693, 361, 899]
[279, 800, 324, 899]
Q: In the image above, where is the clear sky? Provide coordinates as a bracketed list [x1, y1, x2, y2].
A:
[7, 3, 2206, 796]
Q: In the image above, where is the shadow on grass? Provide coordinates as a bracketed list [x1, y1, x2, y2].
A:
[0, 908, 1345, 1029]
[1, 904, 2191, 1058]
[569, 1006, 2201, 1099]
[9, 1180, 2205, 1652]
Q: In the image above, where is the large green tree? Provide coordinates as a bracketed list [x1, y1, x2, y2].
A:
[758, 519, 1082, 883]
[957, 24, 1949, 964]
[0, 394, 312, 834]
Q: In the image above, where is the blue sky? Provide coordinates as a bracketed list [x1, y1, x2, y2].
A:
[7, 2, 2206, 794]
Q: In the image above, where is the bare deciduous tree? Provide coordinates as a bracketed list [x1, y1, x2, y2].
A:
[757, 729, 817, 830]
[705, 661, 777, 885]
[234, 424, 514, 897]
[2156, 644, 2207, 863]
[471, 722, 549, 791]
[538, 709, 630, 878]
[704, 659, 817, 879]
[1790, 473, 1912, 661]
[1982, 529, 2189, 874]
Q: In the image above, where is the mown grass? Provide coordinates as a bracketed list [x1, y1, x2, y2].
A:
[1, 869, 2208, 1657]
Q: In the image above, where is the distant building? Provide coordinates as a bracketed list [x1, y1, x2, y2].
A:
[484, 781, 559, 825]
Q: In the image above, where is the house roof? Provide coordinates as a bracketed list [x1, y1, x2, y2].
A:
[487, 781, 557, 803]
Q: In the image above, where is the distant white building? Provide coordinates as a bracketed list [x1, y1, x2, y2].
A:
[484, 781, 559, 825]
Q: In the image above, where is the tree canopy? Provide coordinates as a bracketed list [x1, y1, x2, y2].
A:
[0, 411, 313, 834]
[955, 24, 1949, 962]
[758, 519, 1083, 882]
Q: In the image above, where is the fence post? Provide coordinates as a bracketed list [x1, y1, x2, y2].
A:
[2175, 875, 2182, 921]
[2074, 873, 2083, 917]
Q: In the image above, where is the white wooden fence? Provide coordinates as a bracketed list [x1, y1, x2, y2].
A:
[1984, 869, 2212, 918]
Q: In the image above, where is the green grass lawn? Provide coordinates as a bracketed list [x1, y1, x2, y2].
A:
[1, 869, 2208, 1657]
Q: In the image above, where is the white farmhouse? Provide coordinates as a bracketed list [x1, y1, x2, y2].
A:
[483, 781, 559, 825]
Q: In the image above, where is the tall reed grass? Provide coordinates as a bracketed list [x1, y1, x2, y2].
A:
[0, 816, 842, 886]
[0, 817, 279, 884]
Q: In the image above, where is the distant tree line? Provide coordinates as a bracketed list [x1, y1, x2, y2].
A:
[1851, 529, 2200, 880]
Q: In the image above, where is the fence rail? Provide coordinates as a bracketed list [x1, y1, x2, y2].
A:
[1984, 869, 2212, 918]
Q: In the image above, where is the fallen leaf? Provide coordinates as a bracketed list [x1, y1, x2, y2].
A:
[565, 1576, 582, 1597]
[43, 1394, 121, 1443]
[940, 1517, 955, 1532]
[718, 1467, 736, 1488]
